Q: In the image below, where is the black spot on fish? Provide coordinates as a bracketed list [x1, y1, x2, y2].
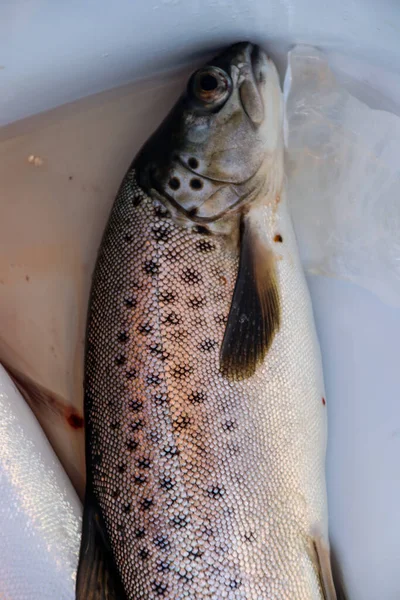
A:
[153, 581, 168, 596]
[144, 260, 159, 275]
[112, 489, 120, 499]
[187, 295, 205, 309]
[222, 420, 237, 432]
[188, 157, 199, 169]
[160, 477, 174, 491]
[116, 523, 124, 532]
[138, 457, 151, 469]
[124, 297, 137, 309]
[152, 224, 172, 242]
[131, 419, 144, 432]
[188, 548, 204, 560]
[244, 531, 256, 543]
[110, 421, 120, 431]
[157, 561, 170, 574]
[188, 390, 206, 404]
[170, 514, 188, 528]
[153, 201, 170, 218]
[199, 339, 217, 352]
[130, 400, 143, 412]
[126, 439, 139, 452]
[147, 373, 161, 386]
[134, 474, 147, 486]
[165, 248, 180, 262]
[123, 503, 131, 513]
[190, 178, 203, 190]
[124, 233, 133, 243]
[214, 313, 228, 325]
[207, 485, 225, 499]
[172, 364, 193, 379]
[159, 291, 176, 304]
[139, 548, 150, 560]
[192, 225, 210, 235]
[163, 445, 179, 459]
[115, 355, 126, 366]
[230, 580, 241, 589]
[92, 453, 102, 466]
[187, 207, 198, 218]
[181, 267, 202, 284]
[195, 239, 215, 252]
[138, 322, 153, 335]
[153, 535, 170, 550]
[141, 498, 154, 511]
[126, 368, 138, 380]
[118, 464, 126, 474]
[154, 392, 169, 406]
[135, 528, 146, 539]
[118, 331, 129, 343]
[163, 311, 181, 326]
[132, 195, 142, 207]
[169, 177, 180, 190]
[173, 414, 191, 430]
[149, 344, 170, 362]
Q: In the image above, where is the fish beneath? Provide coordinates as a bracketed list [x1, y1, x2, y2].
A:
[76, 42, 346, 599]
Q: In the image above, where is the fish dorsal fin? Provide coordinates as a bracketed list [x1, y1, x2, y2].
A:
[76, 491, 127, 600]
[313, 536, 349, 600]
[220, 213, 280, 380]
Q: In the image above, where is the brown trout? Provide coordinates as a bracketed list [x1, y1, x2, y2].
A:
[76, 42, 343, 599]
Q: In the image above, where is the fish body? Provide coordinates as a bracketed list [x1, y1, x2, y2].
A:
[77, 43, 338, 599]
[0, 364, 81, 600]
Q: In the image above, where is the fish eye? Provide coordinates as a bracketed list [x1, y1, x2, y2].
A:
[189, 67, 232, 108]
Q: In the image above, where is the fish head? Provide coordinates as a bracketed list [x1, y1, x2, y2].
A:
[136, 42, 283, 222]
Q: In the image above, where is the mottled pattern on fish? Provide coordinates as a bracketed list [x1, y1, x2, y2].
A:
[84, 168, 327, 598]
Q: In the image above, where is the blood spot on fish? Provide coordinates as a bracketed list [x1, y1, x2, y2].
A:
[190, 177, 203, 190]
[199, 339, 217, 352]
[192, 225, 210, 235]
[67, 412, 84, 429]
[172, 364, 193, 379]
[153, 535, 170, 550]
[163, 311, 181, 326]
[139, 548, 150, 560]
[152, 224, 172, 242]
[160, 477, 175, 490]
[118, 331, 129, 343]
[115, 354, 127, 366]
[138, 457, 152, 469]
[124, 233, 133, 243]
[169, 177, 180, 190]
[126, 439, 139, 451]
[187, 295, 205, 308]
[135, 528, 146, 539]
[170, 514, 188, 528]
[322, 397, 326, 406]
[130, 399, 143, 412]
[196, 239, 215, 252]
[274, 233, 283, 242]
[138, 322, 153, 335]
[147, 373, 161, 386]
[188, 390, 206, 404]
[126, 368, 138, 380]
[153, 581, 168, 596]
[124, 297, 137, 309]
[144, 260, 159, 275]
[141, 498, 154, 511]
[188, 157, 199, 169]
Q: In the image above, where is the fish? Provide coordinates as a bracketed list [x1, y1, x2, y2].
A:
[0, 363, 82, 600]
[76, 42, 345, 599]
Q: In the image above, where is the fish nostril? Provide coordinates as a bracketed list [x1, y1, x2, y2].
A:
[169, 177, 180, 190]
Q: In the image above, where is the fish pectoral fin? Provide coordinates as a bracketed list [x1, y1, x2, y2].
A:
[220, 214, 280, 380]
[313, 536, 348, 600]
[76, 491, 127, 600]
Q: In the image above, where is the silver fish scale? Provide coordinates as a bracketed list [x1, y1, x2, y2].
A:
[85, 170, 326, 599]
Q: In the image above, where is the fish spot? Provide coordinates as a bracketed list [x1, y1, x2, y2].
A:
[163, 311, 181, 326]
[196, 239, 215, 252]
[192, 225, 210, 235]
[188, 157, 199, 169]
[169, 177, 180, 190]
[222, 420, 236, 432]
[67, 413, 84, 429]
[130, 400, 143, 412]
[154, 203, 170, 218]
[188, 548, 204, 560]
[110, 421, 120, 431]
[181, 267, 202, 284]
[152, 224, 172, 242]
[173, 414, 191, 430]
[153, 581, 168, 596]
[135, 528, 146, 539]
[187, 207, 198, 218]
[112, 488, 121, 499]
[199, 339, 217, 352]
[214, 313, 228, 325]
[172, 364, 193, 379]
[207, 485, 225, 499]
[165, 248, 181, 262]
[274, 233, 283, 243]
[149, 344, 170, 361]
[126, 368, 138, 380]
[138, 322, 153, 335]
[153, 535, 170, 550]
[115, 354, 127, 366]
[139, 548, 150, 560]
[123, 503, 132, 514]
[230, 580, 241, 590]
[244, 531, 256, 543]
[190, 178, 203, 190]
[132, 195, 142, 207]
[68, 175, 73, 181]
[188, 390, 206, 404]
[138, 457, 152, 469]
[134, 474, 147, 485]
[187, 295, 206, 308]
[124, 233, 133, 243]
[144, 260, 159, 276]
[141, 498, 154, 511]
[92, 453, 102, 466]
[159, 291, 176, 304]
[118, 464, 126, 474]
[118, 331, 129, 343]
[160, 477, 175, 490]
[163, 445, 179, 458]
[125, 297, 137, 309]
[154, 392, 169, 406]
[126, 439, 139, 451]
[322, 397, 326, 406]
[157, 561, 171, 573]
[147, 373, 161, 386]
[25, 275, 30, 282]
[131, 419, 144, 433]
[170, 514, 188, 528]
[178, 570, 193, 583]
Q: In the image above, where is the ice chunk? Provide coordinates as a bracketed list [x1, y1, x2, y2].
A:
[284, 46, 400, 307]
